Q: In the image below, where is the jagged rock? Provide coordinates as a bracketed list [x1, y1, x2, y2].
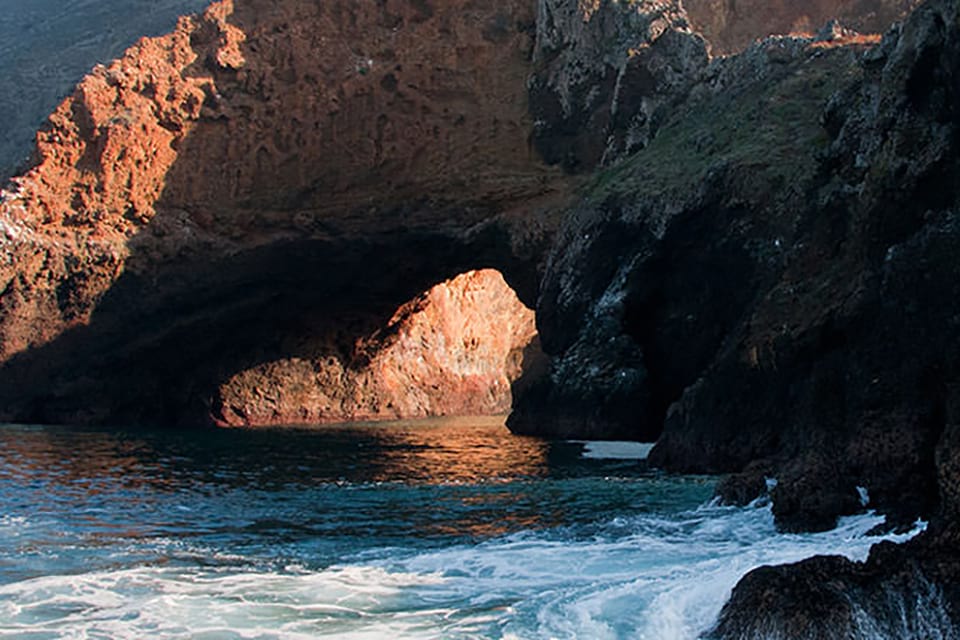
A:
[513, 0, 959, 535]
[0, 0, 211, 183]
[706, 542, 960, 639]
[512, 32, 868, 444]
[1, 0, 957, 630]
[513, 0, 960, 633]
[528, 0, 709, 170]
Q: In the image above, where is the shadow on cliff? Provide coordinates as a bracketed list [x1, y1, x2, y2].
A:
[0, 0, 558, 427]
[0, 221, 541, 427]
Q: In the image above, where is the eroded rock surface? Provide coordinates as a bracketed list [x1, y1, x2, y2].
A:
[0, 0, 211, 182]
[1, 0, 958, 631]
[512, 0, 960, 633]
[512, 0, 959, 529]
[214, 269, 538, 426]
[0, 0, 567, 426]
[528, 0, 709, 170]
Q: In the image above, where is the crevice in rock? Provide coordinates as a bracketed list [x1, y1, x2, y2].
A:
[621, 205, 759, 440]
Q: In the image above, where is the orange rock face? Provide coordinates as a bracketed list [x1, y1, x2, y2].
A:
[0, 0, 561, 364]
[213, 270, 538, 426]
[0, 0, 565, 426]
[683, 0, 920, 54]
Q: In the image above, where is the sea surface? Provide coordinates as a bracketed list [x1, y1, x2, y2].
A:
[0, 417, 920, 639]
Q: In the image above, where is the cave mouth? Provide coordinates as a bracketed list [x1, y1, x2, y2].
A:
[210, 268, 540, 428]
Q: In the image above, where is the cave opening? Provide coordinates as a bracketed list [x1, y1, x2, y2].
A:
[210, 268, 542, 428]
[0, 247, 545, 431]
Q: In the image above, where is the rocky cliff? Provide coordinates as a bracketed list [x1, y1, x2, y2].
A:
[512, 0, 958, 530]
[1, 0, 958, 634]
[510, 0, 960, 634]
[0, 0, 566, 426]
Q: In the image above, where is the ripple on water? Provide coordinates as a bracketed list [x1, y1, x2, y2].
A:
[0, 420, 926, 639]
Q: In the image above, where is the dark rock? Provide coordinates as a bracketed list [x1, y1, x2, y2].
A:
[770, 455, 863, 533]
[528, 0, 709, 171]
[706, 545, 960, 639]
[714, 463, 773, 506]
[514, 0, 959, 536]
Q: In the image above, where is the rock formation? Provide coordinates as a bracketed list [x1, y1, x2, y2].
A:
[528, 0, 709, 170]
[213, 269, 537, 426]
[511, 0, 960, 634]
[0, 0, 567, 426]
[512, 0, 959, 530]
[0, 0, 211, 182]
[1, 0, 959, 634]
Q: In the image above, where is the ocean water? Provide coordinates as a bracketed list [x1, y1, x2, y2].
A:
[0, 417, 920, 639]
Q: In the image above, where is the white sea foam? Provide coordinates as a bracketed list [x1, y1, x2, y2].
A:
[0, 503, 924, 640]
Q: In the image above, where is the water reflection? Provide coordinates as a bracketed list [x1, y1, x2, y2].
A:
[0, 416, 551, 491]
[0, 418, 563, 556]
[0, 417, 700, 585]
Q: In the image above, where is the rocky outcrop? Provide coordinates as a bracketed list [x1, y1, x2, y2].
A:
[512, 31, 874, 441]
[0, 0, 211, 182]
[0, 0, 568, 426]
[1, 0, 956, 633]
[683, 0, 921, 55]
[525, 0, 921, 174]
[707, 539, 960, 639]
[512, 0, 959, 528]
[528, 0, 709, 170]
[711, 411, 960, 638]
[513, 0, 960, 634]
[213, 270, 537, 426]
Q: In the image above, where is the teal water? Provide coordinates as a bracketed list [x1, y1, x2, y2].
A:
[0, 417, 920, 639]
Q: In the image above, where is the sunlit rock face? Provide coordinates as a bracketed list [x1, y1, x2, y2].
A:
[0, 0, 567, 426]
[213, 270, 538, 426]
[684, 0, 921, 54]
[0, 0, 212, 183]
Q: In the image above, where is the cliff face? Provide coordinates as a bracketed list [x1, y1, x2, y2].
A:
[512, 0, 959, 529]
[512, 0, 960, 633]
[528, 0, 709, 170]
[0, 0, 929, 428]
[1, 0, 958, 631]
[0, 0, 567, 426]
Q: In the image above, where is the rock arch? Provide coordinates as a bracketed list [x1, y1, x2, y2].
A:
[0, 0, 568, 426]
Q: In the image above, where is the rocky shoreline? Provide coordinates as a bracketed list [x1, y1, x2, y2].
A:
[1, 0, 957, 635]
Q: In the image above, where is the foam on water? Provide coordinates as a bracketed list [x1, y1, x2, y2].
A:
[0, 501, 923, 640]
[0, 422, 932, 638]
